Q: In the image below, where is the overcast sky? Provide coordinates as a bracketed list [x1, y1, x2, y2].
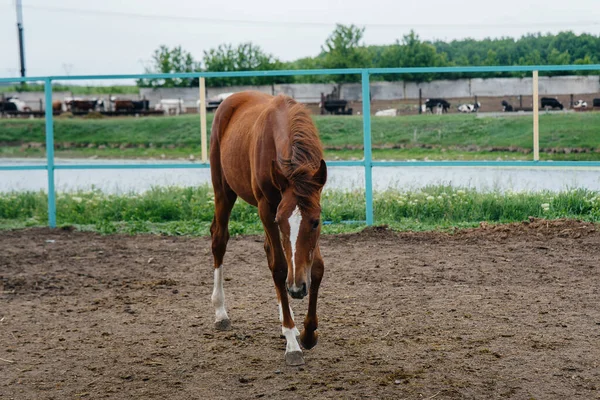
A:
[1, 0, 599, 83]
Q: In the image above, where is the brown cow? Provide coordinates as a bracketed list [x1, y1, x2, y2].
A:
[66, 99, 104, 112]
[68, 100, 97, 112]
[52, 101, 64, 113]
[114, 100, 134, 112]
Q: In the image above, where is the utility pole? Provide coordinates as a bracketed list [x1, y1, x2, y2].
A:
[16, 0, 26, 78]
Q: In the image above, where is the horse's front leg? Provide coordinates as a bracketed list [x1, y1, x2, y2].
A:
[265, 239, 299, 337]
[273, 258, 304, 366]
[300, 244, 324, 350]
[259, 201, 304, 366]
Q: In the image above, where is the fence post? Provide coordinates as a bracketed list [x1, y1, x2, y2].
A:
[44, 78, 56, 228]
[200, 77, 207, 162]
[361, 70, 373, 226]
[532, 70, 539, 161]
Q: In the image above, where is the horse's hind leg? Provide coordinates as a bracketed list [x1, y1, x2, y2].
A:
[210, 187, 237, 331]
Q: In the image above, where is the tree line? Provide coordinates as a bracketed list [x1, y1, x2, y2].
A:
[137, 25, 600, 88]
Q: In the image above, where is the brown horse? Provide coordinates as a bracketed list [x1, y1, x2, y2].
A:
[209, 91, 327, 366]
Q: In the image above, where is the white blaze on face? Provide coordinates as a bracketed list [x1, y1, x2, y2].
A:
[288, 206, 302, 284]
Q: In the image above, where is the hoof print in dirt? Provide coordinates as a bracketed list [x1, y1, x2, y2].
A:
[214, 319, 232, 331]
[285, 351, 305, 366]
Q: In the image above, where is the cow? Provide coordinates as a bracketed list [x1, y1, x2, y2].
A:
[66, 98, 104, 112]
[501, 100, 513, 112]
[573, 100, 587, 109]
[113, 100, 134, 112]
[0, 100, 18, 117]
[0, 101, 18, 112]
[458, 102, 481, 113]
[594, 98, 600, 108]
[52, 101, 66, 113]
[422, 98, 451, 114]
[132, 100, 149, 111]
[155, 99, 184, 115]
[111, 99, 150, 112]
[541, 97, 563, 110]
[5, 97, 31, 112]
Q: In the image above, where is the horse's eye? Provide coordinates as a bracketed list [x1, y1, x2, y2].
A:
[312, 219, 320, 230]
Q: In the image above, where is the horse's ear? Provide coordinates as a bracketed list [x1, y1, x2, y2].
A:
[271, 160, 288, 191]
[313, 159, 327, 188]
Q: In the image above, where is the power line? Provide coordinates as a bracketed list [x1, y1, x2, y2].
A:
[22, 4, 600, 30]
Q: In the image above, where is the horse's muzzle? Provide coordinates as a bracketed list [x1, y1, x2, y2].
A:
[287, 282, 307, 299]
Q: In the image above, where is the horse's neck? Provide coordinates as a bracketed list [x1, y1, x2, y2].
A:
[274, 137, 292, 161]
[269, 112, 293, 161]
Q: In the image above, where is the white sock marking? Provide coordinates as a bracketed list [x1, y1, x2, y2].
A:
[211, 265, 229, 322]
[278, 302, 299, 336]
[288, 206, 302, 285]
[282, 326, 302, 354]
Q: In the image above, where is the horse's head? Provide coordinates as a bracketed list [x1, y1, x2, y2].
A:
[272, 159, 327, 299]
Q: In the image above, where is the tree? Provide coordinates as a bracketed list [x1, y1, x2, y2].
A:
[288, 56, 330, 83]
[573, 55, 600, 75]
[379, 31, 447, 81]
[137, 45, 201, 88]
[203, 43, 292, 87]
[321, 24, 370, 82]
[136, 31, 600, 87]
[547, 48, 571, 65]
[546, 48, 571, 76]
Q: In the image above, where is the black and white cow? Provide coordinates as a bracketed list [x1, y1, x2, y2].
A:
[422, 98, 451, 114]
[5, 97, 30, 112]
[541, 97, 563, 110]
[458, 102, 481, 113]
[0, 100, 18, 117]
[501, 100, 513, 112]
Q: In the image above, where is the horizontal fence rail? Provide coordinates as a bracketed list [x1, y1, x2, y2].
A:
[2, 64, 600, 84]
[4, 160, 600, 172]
[2, 64, 600, 227]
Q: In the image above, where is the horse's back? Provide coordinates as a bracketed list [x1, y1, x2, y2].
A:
[210, 91, 276, 205]
[210, 91, 273, 149]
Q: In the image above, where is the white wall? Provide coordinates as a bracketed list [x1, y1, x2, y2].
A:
[8, 75, 599, 109]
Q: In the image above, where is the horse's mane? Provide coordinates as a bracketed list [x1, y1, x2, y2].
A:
[276, 97, 324, 210]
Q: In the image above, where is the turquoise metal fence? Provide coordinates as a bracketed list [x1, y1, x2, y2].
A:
[2, 64, 600, 228]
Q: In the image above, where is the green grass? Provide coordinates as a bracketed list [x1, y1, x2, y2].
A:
[1, 186, 598, 235]
[1, 113, 599, 161]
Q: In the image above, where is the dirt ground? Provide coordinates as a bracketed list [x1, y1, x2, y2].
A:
[1, 220, 600, 399]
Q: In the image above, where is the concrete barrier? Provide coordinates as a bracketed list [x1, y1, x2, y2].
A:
[7, 75, 599, 110]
